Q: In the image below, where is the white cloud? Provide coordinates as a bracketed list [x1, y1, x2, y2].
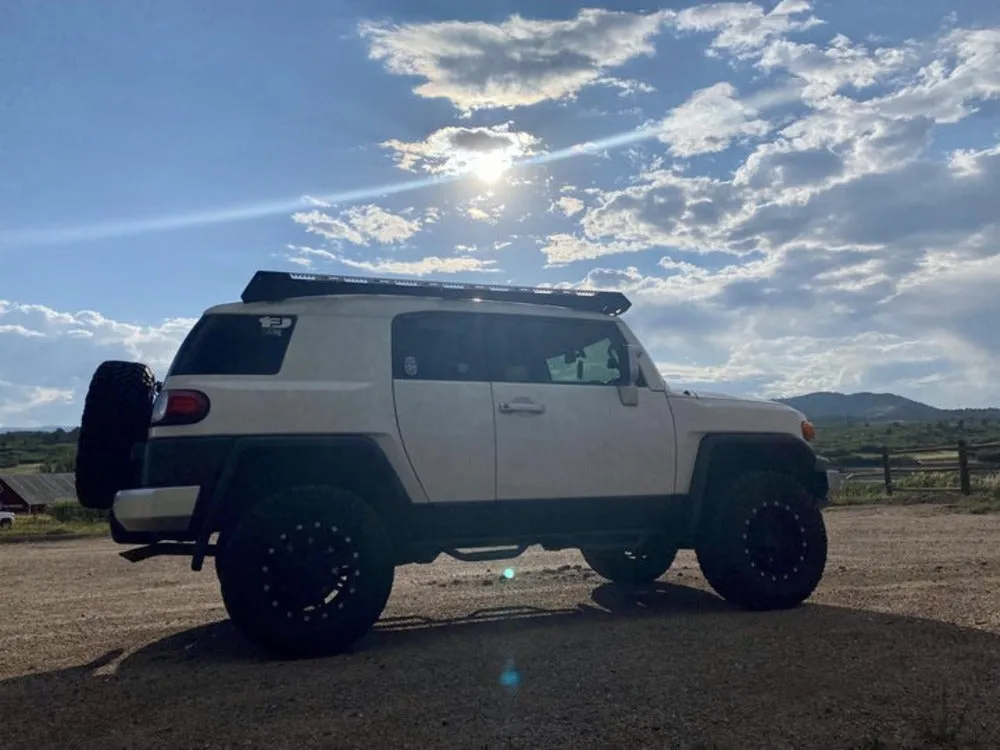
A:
[598, 77, 657, 97]
[0, 385, 75, 423]
[382, 123, 540, 176]
[0, 300, 194, 371]
[0, 301, 196, 425]
[359, 8, 672, 111]
[463, 195, 506, 224]
[337, 255, 499, 277]
[284, 245, 499, 277]
[552, 195, 585, 217]
[541, 169, 751, 265]
[546, 14, 1000, 266]
[657, 82, 772, 157]
[290, 205, 425, 246]
[876, 28, 1000, 123]
[0, 324, 45, 338]
[670, 0, 824, 59]
[534, 8, 1000, 407]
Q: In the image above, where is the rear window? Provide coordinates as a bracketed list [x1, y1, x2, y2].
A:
[168, 314, 297, 376]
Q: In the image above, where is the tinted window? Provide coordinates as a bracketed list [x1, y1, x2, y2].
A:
[487, 316, 628, 386]
[392, 312, 486, 382]
[168, 314, 297, 376]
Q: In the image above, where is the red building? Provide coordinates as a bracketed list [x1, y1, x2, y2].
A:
[0, 473, 76, 514]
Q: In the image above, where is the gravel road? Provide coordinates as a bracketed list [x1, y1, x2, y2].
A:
[3, 504, 1000, 749]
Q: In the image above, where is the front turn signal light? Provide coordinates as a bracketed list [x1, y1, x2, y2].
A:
[801, 420, 816, 441]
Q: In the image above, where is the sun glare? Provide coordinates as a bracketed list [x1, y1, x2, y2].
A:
[468, 151, 509, 184]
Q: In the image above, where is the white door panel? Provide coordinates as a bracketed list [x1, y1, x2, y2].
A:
[487, 313, 675, 502]
[493, 382, 674, 500]
[393, 379, 496, 502]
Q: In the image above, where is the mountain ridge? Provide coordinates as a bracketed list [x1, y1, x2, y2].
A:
[777, 391, 1000, 423]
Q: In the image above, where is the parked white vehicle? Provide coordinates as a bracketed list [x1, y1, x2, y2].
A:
[74, 271, 842, 658]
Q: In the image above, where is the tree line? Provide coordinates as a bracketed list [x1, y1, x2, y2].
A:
[0, 428, 79, 473]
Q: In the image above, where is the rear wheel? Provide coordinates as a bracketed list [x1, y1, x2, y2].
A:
[75, 361, 157, 510]
[216, 485, 395, 659]
[0, 518, 11, 530]
[582, 540, 678, 585]
[696, 470, 827, 611]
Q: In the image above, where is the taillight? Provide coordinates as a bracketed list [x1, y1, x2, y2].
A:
[151, 389, 210, 426]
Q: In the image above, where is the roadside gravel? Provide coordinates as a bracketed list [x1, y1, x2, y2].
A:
[3, 504, 1000, 749]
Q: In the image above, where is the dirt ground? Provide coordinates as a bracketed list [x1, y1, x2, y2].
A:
[3, 505, 1000, 749]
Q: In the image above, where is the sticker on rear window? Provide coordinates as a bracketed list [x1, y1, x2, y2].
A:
[403, 356, 418, 377]
[259, 316, 293, 336]
[169, 314, 297, 376]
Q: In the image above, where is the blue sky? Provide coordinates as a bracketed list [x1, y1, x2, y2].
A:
[2, 0, 1000, 426]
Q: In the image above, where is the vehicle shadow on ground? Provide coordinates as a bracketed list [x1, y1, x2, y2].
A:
[75, 581, 736, 664]
[4, 581, 1000, 749]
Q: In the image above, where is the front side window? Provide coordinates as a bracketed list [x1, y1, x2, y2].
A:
[391, 312, 486, 382]
[486, 315, 628, 386]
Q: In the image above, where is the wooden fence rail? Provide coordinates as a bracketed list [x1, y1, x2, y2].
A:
[840, 440, 1000, 496]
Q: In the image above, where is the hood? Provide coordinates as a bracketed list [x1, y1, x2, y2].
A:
[680, 389, 776, 404]
[673, 389, 808, 419]
[668, 388, 810, 440]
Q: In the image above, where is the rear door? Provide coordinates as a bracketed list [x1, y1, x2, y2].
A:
[390, 311, 495, 503]
[486, 314, 675, 501]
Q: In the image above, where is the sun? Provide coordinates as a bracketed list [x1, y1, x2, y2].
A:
[467, 151, 509, 184]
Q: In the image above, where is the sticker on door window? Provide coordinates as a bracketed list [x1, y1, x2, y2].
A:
[403, 356, 419, 377]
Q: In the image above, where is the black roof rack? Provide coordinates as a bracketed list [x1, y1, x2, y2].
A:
[240, 271, 632, 316]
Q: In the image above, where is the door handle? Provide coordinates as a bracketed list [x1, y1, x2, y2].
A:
[498, 400, 546, 415]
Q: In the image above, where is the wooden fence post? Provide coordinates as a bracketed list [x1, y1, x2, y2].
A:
[958, 440, 971, 495]
[881, 447, 893, 495]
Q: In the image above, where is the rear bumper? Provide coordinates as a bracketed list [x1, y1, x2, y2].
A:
[113, 486, 200, 532]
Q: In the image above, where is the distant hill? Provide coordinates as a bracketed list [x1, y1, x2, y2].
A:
[779, 391, 1000, 423]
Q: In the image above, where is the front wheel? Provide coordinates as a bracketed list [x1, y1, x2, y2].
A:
[696, 470, 827, 611]
[216, 485, 395, 659]
[582, 540, 678, 585]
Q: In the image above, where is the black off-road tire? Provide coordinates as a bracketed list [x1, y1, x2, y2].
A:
[0, 518, 12, 530]
[75, 361, 157, 510]
[216, 485, 396, 659]
[582, 540, 678, 585]
[696, 470, 827, 611]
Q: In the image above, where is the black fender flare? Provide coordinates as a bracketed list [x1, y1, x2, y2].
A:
[190, 434, 412, 570]
[684, 432, 826, 544]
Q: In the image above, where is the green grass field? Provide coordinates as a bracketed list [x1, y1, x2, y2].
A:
[0, 513, 108, 541]
[833, 470, 1000, 513]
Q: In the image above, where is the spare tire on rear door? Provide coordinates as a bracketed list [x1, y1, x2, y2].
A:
[75, 361, 157, 510]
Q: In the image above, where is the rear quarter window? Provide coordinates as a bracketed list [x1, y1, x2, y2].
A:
[168, 314, 297, 376]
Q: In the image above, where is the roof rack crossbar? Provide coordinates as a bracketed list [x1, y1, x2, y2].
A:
[240, 271, 632, 315]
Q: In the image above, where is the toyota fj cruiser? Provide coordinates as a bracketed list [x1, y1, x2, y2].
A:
[75, 271, 842, 658]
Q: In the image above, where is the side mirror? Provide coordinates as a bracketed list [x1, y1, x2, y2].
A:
[618, 344, 643, 406]
[626, 344, 643, 385]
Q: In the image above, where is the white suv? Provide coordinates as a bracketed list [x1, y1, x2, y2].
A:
[74, 271, 842, 658]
